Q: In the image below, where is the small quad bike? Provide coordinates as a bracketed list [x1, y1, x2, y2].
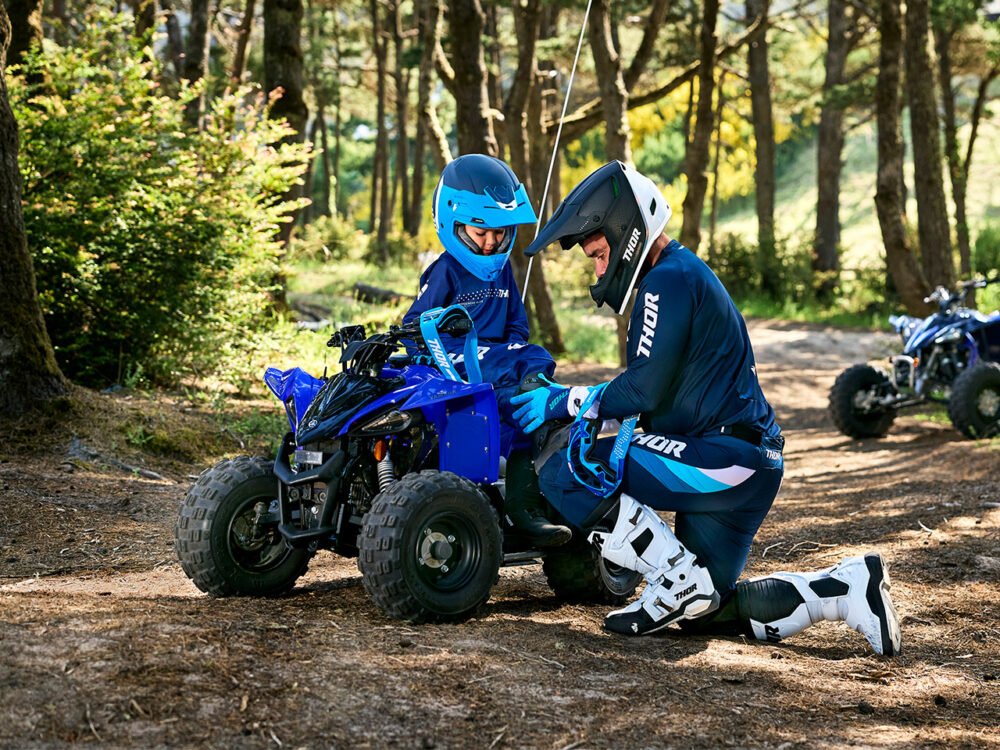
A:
[829, 277, 1000, 439]
[175, 306, 640, 621]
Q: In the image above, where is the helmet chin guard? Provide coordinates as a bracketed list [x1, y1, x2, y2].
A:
[432, 154, 537, 282]
[524, 161, 671, 315]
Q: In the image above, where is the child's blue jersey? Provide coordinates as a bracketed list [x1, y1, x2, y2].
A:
[599, 240, 780, 439]
[404, 252, 529, 343]
[403, 252, 555, 454]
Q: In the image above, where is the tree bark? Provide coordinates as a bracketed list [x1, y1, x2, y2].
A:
[184, 0, 212, 127]
[875, 0, 931, 314]
[679, 0, 719, 254]
[409, 0, 440, 233]
[317, 104, 331, 217]
[391, 0, 408, 234]
[708, 73, 726, 264]
[747, 0, 778, 297]
[231, 0, 257, 83]
[934, 28, 998, 285]
[813, 0, 850, 300]
[131, 0, 155, 37]
[588, 0, 632, 165]
[159, 0, 186, 79]
[0, 4, 67, 416]
[905, 0, 954, 289]
[445, 0, 497, 156]
[525, 66, 564, 355]
[4, 0, 42, 69]
[265, 0, 308, 252]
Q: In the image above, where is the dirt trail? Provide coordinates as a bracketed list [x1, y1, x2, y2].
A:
[2, 320, 999, 749]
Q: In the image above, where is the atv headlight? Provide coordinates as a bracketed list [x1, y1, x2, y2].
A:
[354, 409, 414, 436]
[934, 328, 963, 344]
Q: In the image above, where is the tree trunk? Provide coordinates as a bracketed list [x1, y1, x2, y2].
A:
[317, 104, 331, 217]
[184, 0, 212, 127]
[679, 0, 719, 254]
[905, 0, 954, 289]
[159, 0, 186, 79]
[587, 0, 633, 364]
[391, 0, 409, 235]
[485, 0, 504, 157]
[587, 0, 632, 165]
[231, 0, 257, 83]
[935, 27, 972, 285]
[264, 0, 308, 253]
[3, 0, 42, 69]
[374, 1, 390, 254]
[131, 0, 155, 37]
[525, 66, 564, 355]
[813, 0, 850, 300]
[301, 115, 319, 226]
[708, 73, 726, 264]
[408, 0, 440, 233]
[747, 0, 779, 297]
[875, 0, 931, 314]
[0, 4, 67, 416]
[445, 0, 497, 156]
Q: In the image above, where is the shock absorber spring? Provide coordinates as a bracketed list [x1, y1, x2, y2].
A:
[377, 454, 396, 492]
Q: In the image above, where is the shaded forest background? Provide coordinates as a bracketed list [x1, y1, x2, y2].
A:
[3, 0, 1000, 417]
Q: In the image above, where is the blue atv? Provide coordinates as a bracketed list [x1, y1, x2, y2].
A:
[829, 277, 1000, 439]
[175, 307, 640, 622]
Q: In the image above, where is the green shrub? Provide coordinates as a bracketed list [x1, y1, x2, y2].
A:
[10, 11, 310, 386]
[293, 215, 362, 262]
[973, 223, 1000, 276]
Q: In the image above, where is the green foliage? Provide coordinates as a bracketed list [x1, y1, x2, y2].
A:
[293, 215, 362, 262]
[973, 222, 1000, 275]
[710, 233, 814, 303]
[10, 11, 310, 387]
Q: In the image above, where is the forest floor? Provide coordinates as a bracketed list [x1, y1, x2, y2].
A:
[2, 320, 999, 749]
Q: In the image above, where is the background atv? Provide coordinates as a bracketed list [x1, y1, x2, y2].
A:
[175, 308, 640, 622]
[829, 277, 1000, 440]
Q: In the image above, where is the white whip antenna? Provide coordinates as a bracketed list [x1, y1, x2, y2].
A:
[521, 0, 594, 303]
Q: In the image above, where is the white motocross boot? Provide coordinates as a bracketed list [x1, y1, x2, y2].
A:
[736, 552, 901, 656]
[588, 494, 719, 636]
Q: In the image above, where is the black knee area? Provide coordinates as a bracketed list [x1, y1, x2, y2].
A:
[735, 578, 805, 625]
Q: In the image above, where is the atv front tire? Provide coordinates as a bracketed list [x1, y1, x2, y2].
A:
[175, 456, 310, 597]
[359, 471, 502, 622]
[543, 535, 642, 605]
[829, 364, 897, 438]
[948, 362, 1000, 439]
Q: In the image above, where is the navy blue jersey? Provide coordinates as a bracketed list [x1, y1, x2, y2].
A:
[403, 252, 529, 343]
[599, 240, 779, 438]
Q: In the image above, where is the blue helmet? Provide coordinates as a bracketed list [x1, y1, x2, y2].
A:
[433, 154, 538, 281]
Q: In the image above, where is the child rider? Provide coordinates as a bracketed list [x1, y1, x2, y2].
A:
[402, 154, 571, 548]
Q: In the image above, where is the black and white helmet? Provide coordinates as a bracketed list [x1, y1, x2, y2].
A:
[525, 161, 671, 315]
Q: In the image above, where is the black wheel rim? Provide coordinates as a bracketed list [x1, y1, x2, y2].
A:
[600, 559, 642, 596]
[412, 510, 483, 592]
[227, 498, 292, 574]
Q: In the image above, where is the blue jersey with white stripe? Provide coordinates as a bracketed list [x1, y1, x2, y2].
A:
[404, 252, 529, 343]
[599, 240, 780, 439]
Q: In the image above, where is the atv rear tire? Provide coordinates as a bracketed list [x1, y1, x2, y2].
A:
[948, 362, 1000, 439]
[543, 535, 642, 605]
[829, 364, 897, 438]
[359, 471, 502, 623]
[175, 456, 310, 597]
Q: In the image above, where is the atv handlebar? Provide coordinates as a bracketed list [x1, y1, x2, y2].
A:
[925, 276, 1000, 312]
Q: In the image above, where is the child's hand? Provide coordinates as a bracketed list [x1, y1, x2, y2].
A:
[510, 376, 571, 433]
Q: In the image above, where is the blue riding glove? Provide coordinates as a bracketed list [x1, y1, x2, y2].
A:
[510, 375, 572, 434]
